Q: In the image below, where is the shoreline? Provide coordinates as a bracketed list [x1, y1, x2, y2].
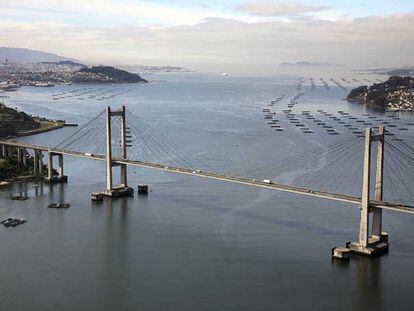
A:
[1, 121, 78, 140]
[0, 175, 45, 187]
[16, 122, 66, 137]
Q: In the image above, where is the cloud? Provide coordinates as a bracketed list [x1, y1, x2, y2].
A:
[0, 6, 412, 71]
[236, 1, 330, 16]
[0, 0, 258, 26]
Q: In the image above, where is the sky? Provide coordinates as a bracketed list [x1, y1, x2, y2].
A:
[0, 0, 413, 71]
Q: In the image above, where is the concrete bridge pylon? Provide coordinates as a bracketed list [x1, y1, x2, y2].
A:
[92, 106, 134, 201]
[347, 126, 389, 256]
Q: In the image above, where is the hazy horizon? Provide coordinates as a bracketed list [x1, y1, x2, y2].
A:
[0, 1, 413, 72]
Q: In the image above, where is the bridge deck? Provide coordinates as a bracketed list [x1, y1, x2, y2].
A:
[2, 140, 414, 214]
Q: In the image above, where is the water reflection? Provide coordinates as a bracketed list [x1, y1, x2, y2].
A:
[102, 197, 132, 309]
[355, 256, 383, 311]
[332, 255, 383, 311]
[45, 182, 68, 204]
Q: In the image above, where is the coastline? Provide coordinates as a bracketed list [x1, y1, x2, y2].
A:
[0, 121, 72, 185]
[16, 121, 66, 137]
[0, 175, 44, 188]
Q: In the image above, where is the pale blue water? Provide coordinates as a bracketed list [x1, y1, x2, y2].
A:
[1, 72, 414, 311]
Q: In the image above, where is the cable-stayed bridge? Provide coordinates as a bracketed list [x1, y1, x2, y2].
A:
[1, 106, 414, 257]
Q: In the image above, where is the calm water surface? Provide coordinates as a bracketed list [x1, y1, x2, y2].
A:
[1, 72, 414, 311]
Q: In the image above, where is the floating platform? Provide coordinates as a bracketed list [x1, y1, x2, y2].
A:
[48, 203, 70, 209]
[11, 195, 28, 201]
[138, 184, 149, 195]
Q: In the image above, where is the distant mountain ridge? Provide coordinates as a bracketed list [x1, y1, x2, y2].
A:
[0, 47, 77, 63]
[375, 67, 414, 77]
[279, 61, 339, 67]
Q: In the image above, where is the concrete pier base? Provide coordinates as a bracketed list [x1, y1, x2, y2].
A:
[348, 233, 389, 257]
[91, 186, 134, 201]
[332, 247, 351, 260]
[44, 175, 68, 184]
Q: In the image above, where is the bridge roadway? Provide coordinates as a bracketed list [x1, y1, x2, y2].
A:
[2, 140, 414, 215]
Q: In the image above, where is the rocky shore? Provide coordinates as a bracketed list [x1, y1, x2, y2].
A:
[347, 76, 414, 111]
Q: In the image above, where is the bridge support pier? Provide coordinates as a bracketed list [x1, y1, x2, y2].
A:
[22, 148, 27, 167]
[1, 145, 10, 158]
[348, 126, 389, 257]
[17, 147, 27, 167]
[92, 106, 133, 201]
[0, 145, 5, 158]
[44, 150, 67, 183]
[33, 150, 44, 175]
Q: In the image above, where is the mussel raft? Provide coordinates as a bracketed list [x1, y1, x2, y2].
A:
[1, 218, 27, 227]
[48, 203, 71, 209]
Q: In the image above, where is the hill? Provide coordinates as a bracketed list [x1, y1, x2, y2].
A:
[279, 61, 338, 67]
[347, 76, 414, 111]
[0, 102, 65, 138]
[0, 102, 40, 137]
[0, 47, 77, 63]
[75, 66, 148, 83]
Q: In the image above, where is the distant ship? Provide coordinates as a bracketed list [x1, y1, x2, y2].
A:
[221, 72, 228, 76]
[34, 82, 55, 87]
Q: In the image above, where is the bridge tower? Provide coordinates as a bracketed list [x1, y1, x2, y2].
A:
[91, 106, 133, 201]
[348, 125, 389, 256]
